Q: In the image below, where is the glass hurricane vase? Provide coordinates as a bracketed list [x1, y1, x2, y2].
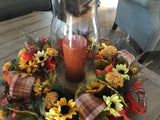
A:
[50, 0, 100, 83]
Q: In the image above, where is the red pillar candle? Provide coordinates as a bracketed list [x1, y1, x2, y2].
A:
[63, 35, 87, 82]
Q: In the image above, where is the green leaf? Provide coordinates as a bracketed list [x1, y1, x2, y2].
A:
[0, 81, 8, 86]
[8, 108, 39, 118]
[42, 44, 50, 51]
[15, 113, 38, 120]
[48, 72, 57, 87]
[97, 71, 106, 81]
[39, 99, 46, 116]
[116, 54, 128, 65]
[75, 84, 87, 99]
[94, 59, 111, 70]
[0, 77, 5, 80]
[0, 104, 16, 110]
[95, 111, 109, 120]
[31, 96, 44, 115]
[78, 113, 85, 120]
[53, 84, 74, 100]
[86, 73, 97, 86]
[23, 116, 38, 120]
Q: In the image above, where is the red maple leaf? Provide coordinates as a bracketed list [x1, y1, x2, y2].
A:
[23, 51, 35, 61]
[40, 34, 47, 44]
[46, 57, 57, 75]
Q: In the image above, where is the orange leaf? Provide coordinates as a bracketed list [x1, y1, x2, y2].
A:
[104, 64, 114, 73]
[4, 70, 12, 84]
[96, 69, 104, 74]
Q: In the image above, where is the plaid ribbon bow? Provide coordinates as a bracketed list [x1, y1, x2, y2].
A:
[118, 50, 135, 65]
[9, 73, 36, 99]
[75, 93, 106, 120]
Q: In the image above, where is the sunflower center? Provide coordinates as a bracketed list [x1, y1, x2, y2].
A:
[118, 70, 125, 74]
[110, 103, 115, 108]
[61, 105, 70, 115]
[25, 61, 29, 65]
[93, 87, 99, 90]
[39, 57, 44, 61]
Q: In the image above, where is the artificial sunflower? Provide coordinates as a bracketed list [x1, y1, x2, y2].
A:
[105, 72, 124, 89]
[0, 109, 7, 120]
[3, 62, 11, 71]
[19, 57, 38, 73]
[33, 79, 51, 95]
[47, 97, 77, 120]
[45, 107, 59, 120]
[112, 64, 130, 80]
[34, 50, 48, 66]
[103, 94, 123, 117]
[86, 81, 105, 93]
[44, 92, 59, 109]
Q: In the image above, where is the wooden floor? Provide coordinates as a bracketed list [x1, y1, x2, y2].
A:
[0, 11, 52, 75]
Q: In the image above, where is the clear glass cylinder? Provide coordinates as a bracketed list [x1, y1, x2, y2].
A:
[50, 0, 100, 82]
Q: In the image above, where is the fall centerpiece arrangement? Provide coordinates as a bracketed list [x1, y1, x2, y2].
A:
[0, 35, 146, 120]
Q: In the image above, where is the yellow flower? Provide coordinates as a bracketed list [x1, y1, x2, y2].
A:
[86, 81, 105, 93]
[102, 46, 117, 61]
[47, 48, 53, 56]
[101, 43, 107, 49]
[18, 48, 26, 58]
[129, 67, 139, 75]
[47, 47, 59, 57]
[19, 57, 38, 73]
[46, 97, 77, 120]
[0, 109, 7, 120]
[3, 62, 11, 71]
[105, 72, 124, 89]
[33, 79, 51, 95]
[112, 64, 130, 80]
[103, 94, 123, 117]
[45, 107, 60, 120]
[34, 51, 48, 66]
[44, 92, 59, 109]
[98, 50, 104, 55]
